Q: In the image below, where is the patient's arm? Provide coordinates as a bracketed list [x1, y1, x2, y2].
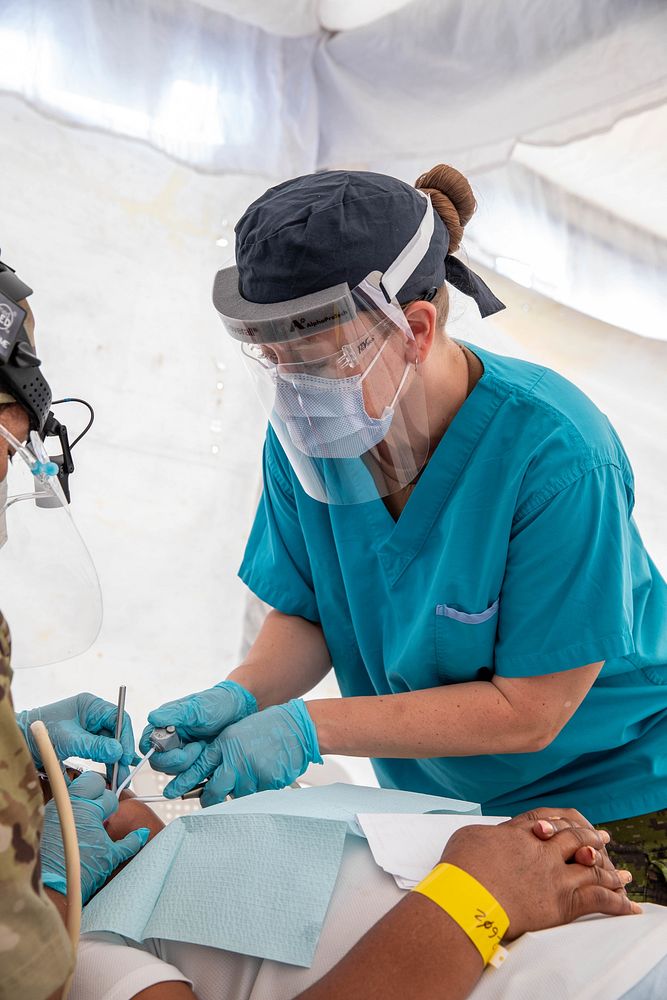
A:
[296, 808, 639, 1000]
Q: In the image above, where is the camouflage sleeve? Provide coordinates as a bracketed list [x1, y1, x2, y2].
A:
[0, 612, 75, 1000]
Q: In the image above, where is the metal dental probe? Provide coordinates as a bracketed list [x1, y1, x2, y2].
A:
[110, 685, 126, 794]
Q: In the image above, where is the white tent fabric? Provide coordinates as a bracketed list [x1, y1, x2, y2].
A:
[464, 158, 667, 341]
[317, 0, 667, 173]
[0, 0, 321, 176]
[1, 0, 665, 342]
[1, 0, 665, 177]
[194, 0, 415, 35]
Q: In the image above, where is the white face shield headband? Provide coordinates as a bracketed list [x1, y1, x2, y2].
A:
[213, 193, 438, 506]
[0, 422, 102, 668]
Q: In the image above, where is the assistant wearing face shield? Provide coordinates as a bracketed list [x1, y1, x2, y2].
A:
[0, 255, 150, 1000]
[144, 167, 667, 902]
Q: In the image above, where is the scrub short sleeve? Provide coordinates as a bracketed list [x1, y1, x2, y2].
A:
[495, 462, 635, 677]
[238, 433, 320, 623]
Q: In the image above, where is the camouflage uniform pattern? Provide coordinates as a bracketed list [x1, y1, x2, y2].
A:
[0, 611, 74, 999]
[602, 808, 667, 905]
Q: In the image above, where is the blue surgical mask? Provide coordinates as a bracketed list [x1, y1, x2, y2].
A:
[272, 339, 411, 460]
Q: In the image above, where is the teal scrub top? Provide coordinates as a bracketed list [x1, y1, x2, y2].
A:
[239, 343, 667, 822]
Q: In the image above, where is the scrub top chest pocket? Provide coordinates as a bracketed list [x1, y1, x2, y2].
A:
[435, 599, 499, 684]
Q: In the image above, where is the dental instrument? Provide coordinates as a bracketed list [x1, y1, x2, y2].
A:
[133, 784, 205, 803]
[116, 746, 155, 797]
[110, 684, 126, 793]
[149, 724, 182, 752]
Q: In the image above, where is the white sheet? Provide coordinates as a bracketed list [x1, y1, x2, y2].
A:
[356, 813, 667, 1000]
[470, 908, 667, 1000]
[357, 812, 510, 888]
[71, 837, 667, 1000]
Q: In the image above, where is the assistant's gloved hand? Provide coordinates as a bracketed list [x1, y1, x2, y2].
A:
[16, 693, 137, 786]
[163, 699, 322, 806]
[41, 771, 150, 905]
[139, 680, 257, 777]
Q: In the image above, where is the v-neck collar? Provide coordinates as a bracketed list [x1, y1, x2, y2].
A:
[367, 343, 510, 586]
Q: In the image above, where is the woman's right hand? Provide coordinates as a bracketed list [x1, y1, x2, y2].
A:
[441, 807, 640, 942]
[139, 680, 257, 776]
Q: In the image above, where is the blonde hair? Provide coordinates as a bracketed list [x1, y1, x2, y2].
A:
[413, 164, 477, 328]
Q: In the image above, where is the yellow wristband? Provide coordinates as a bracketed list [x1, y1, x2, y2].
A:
[412, 863, 509, 967]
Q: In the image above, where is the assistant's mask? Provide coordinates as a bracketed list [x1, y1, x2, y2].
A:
[272, 337, 411, 460]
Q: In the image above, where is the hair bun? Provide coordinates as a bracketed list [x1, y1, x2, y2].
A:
[414, 164, 476, 253]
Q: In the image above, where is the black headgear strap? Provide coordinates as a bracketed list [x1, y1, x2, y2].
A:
[0, 255, 52, 432]
[444, 255, 505, 319]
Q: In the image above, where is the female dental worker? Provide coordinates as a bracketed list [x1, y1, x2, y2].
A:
[143, 166, 667, 901]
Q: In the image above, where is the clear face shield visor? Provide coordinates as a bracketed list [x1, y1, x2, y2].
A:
[0, 422, 102, 668]
[213, 193, 436, 505]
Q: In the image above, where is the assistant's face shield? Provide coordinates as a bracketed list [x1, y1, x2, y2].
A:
[0, 402, 102, 670]
[0, 420, 103, 668]
[213, 193, 437, 505]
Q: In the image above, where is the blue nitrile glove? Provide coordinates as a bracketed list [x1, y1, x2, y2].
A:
[16, 693, 138, 786]
[163, 699, 322, 806]
[40, 771, 150, 905]
[139, 680, 257, 777]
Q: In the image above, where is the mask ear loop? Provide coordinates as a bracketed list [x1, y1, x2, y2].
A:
[387, 362, 413, 412]
[358, 334, 391, 383]
[360, 328, 417, 412]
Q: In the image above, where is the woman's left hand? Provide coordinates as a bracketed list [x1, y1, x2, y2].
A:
[162, 699, 322, 805]
[16, 693, 138, 785]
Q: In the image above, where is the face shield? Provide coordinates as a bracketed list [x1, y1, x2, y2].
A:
[0, 421, 102, 669]
[213, 192, 437, 505]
